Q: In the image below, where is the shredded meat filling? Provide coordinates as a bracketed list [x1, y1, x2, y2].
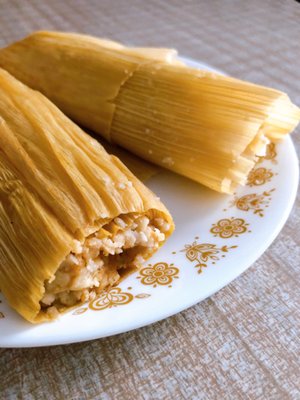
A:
[41, 215, 169, 315]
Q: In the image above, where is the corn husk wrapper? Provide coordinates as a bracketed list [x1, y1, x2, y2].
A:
[95, 136, 160, 182]
[0, 31, 299, 193]
[0, 68, 174, 323]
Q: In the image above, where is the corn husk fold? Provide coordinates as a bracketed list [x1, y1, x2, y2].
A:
[0, 31, 299, 193]
[0, 68, 173, 323]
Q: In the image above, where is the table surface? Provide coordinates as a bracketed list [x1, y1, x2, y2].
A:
[0, 1, 300, 399]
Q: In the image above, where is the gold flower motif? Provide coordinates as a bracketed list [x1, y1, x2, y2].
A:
[257, 143, 277, 164]
[72, 289, 151, 316]
[232, 189, 275, 217]
[181, 241, 237, 273]
[89, 287, 134, 311]
[72, 307, 88, 315]
[210, 218, 249, 238]
[135, 293, 151, 299]
[247, 167, 274, 186]
[137, 262, 179, 287]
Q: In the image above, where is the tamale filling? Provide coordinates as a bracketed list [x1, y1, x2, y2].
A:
[40, 214, 169, 316]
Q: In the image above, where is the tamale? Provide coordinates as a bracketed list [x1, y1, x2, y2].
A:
[0, 68, 174, 323]
[0, 31, 299, 193]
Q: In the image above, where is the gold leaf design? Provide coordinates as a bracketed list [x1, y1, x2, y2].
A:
[137, 262, 179, 287]
[89, 287, 134, 311]
[72, 307, 88, 315]
[0, 312, 4, 319]
[257, 143, 277, 164]
[210, 218, 249, 238]
[135, 293, 151, 299]
[181, 241, 237, 273]
[230, 190, 275, 217]
[247, 167, 274, 186]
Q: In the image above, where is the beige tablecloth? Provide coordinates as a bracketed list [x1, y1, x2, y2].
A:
[0, 1, 300, 399]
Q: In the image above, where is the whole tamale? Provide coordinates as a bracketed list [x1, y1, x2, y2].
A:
[0, 68, 174, 323]
[0, 31, 299, 193]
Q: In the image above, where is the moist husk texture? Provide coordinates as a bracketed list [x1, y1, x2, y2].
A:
[0, 31, 299, 193]
[0, 68, 173, 323]
[96, 136, 160, 182]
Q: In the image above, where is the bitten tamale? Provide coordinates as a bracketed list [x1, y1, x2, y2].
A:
[0, 31, 299, 193]
[0, 68, 174, 323]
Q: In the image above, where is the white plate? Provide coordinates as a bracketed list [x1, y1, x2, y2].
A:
[0, 60, 298, 348]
